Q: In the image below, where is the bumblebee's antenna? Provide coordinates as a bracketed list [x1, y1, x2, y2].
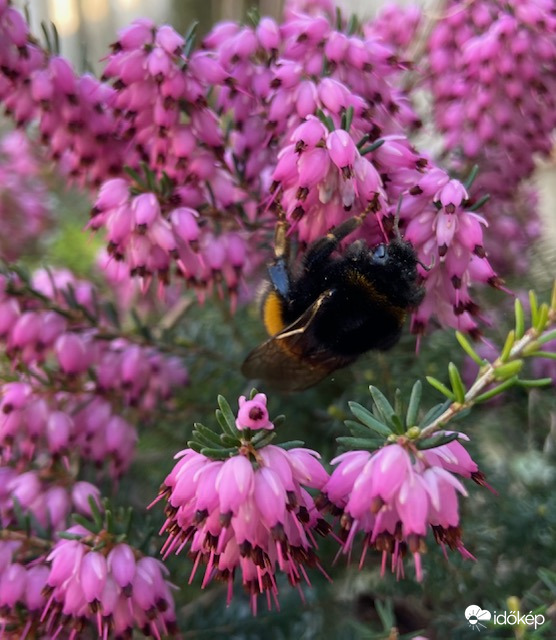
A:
[417, 257, 432, 272]
[393, 195, 403, 240]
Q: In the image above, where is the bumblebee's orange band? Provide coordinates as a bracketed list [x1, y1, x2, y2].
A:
[262, 291, 286, 336]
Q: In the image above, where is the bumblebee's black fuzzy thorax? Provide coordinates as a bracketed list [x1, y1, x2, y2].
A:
[242, 219, 425, 391]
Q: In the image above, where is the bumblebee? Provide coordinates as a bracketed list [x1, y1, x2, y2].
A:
[241, 211, 425, 392]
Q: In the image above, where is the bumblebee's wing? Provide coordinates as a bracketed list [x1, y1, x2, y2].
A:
[241, 291, 355, 392]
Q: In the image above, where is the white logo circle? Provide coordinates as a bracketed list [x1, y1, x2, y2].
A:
[465, 605, 491, 630]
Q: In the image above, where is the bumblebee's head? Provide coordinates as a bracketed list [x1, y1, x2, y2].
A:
[358, 238, 425, 309]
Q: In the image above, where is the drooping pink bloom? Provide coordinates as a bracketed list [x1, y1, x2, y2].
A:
[153, 394, 330, 612]
[42, 530, 177, 638]
[0, 266, 187, 479]
[0, 131, 52, 261]
[320, 434, 487, 580]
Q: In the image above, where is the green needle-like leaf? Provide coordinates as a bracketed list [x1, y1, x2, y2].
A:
[405, 380, 422, 428]
[517, 378, 553, 388]
[493, 360, 523, 380]
[535, 303, 549, 332]
[252, 431, 276, 449]
[192, 429, 224, 450]
[359, 139, 385, 155]
[527, 351, 556, 360]
[348, 400, 392, 436]
[342, 106, 354, 132]
[529, 290, 539, 326]
[464, 164, 479, 190]
[193, 423, 224, 446]
[500, 330, 516, 362]
[199, 446, 238, 459]
[426, 376, 456, 400]
[419, 400, 452, 427]
[448, 362, 466, 403]
[369, 386, 397, 426]
[72, 514, 97, 533]
[88, 495, 104, 531]
[336, 436, 385, 452]
[417, 432, 460, 450]
[344, 419, 377, 438]
[474, 376, 518, 403]
[455, 331, 485, 366]
[279, 440, 305, 450]
[515, 298, 525, 339]
[217, 395, 239, 436]
[537, 329, 556, 345]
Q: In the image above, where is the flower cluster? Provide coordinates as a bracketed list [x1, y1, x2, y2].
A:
[0, 540, 50, 637]
[403, 174, 499, 337]
[422, 0, 555, 280]
[1, 470, 100, 533]
[0, 0, 510, 333]
[102, 20, 226, 181]
[0, 268, 187, 476]
[2, 268, 187, 403]
[90, 178, 253, 307]
[0, 264, 187, 635]
[0, 525, 177, 639]
[153, 393, 330, 613]
[366, 2, 422, 53]
[153, 388, 494, 614]
[0, 130, 52, 262]
[0, 5, 128, 188]
[319, 434, 485, 580]
[91, 19, 262, 299]
[271, 118, 388, 246]
[41, 529, 177, 639]
[427, 0, 556, 197]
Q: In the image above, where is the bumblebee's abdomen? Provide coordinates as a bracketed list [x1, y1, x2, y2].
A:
[262, 290, 287, 337]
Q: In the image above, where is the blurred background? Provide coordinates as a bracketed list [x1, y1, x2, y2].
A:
[15, 0, 422, 69]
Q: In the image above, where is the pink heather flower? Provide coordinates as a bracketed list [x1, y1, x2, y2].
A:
[272, 125, 387, 247]
[0, 540, 51, 636]
[0, 0, 525, 333]
[367, 3, 422, 51]
[0, 266, 186, 475]
[42, 531, 176, 638]
[55, 333, 91, 375]
[401, 167, 497, 337]
[326, 129, 357, 175]
[427, 0, 556, 205]
[154, 441, 330, 612]
[1, 467, 103, 534]
[320, 434, 487, 580]
[71, 481, 102, 518]
[235, 393, 274, 431]
[0, 130, 51, 261]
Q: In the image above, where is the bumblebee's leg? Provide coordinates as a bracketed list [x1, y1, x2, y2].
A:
[303, 209, 370, 271]
[268, 259, 289, 297]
